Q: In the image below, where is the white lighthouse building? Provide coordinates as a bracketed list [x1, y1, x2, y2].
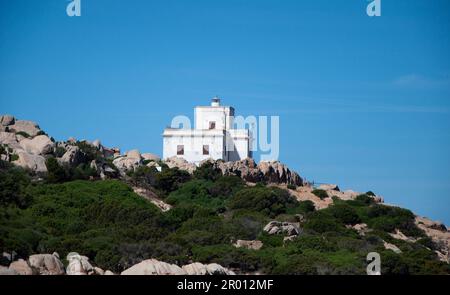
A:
[163, 98, 252, 165]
